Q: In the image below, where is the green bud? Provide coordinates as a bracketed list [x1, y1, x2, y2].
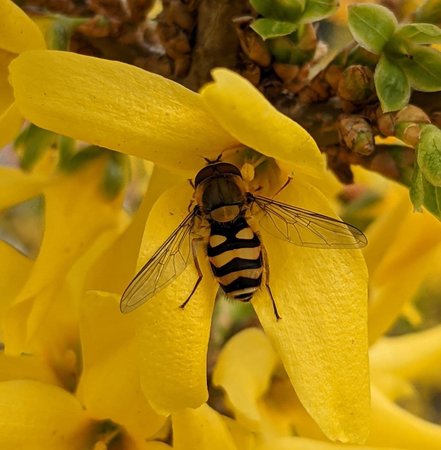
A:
[417, 124, 441, 186]
[394, 122, 423, 147]
[337, 65, 374, 103]
[339, 115, 375, 155]
[268, 23, 316, 64]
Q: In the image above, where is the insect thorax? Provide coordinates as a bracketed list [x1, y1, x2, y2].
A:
[195, 167, 247, 223]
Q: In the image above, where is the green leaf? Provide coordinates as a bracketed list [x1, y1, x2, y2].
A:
[421, 175, 441, 220]
[308, 22, 353, 79]
[400, 46, 441, 92]
[395, 23, 441, 45]
[102, 152, 129, 199]
[410, 162, 441, 220]
[250, 0, 305, 21]
[374, 54, 410, 112]
[62, 145, 104, 172]
[57, 135, 76, 168]
[14, 124, 57, 171]
[251, 18, 298, 40]
[348, 4, 397, 54]
[300, 0, 339, 23]
[417, 124, 441, 186]
[410, 164, 424, 212]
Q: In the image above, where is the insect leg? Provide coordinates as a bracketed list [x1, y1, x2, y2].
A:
[272, 175, 292, 198]
[180, 238, 203, 309]
[261, 244, 282, 320]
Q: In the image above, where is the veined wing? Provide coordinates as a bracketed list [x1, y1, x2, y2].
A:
[252, 195, 367, 249]
[120, 211, 196, 313]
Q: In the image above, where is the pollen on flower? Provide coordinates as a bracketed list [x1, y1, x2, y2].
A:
[240, 162, 255, 183]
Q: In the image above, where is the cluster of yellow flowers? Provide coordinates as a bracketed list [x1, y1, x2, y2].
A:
[1, 0, 441, 448]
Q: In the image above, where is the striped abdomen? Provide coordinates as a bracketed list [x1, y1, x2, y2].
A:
[207, 217, 262, 302]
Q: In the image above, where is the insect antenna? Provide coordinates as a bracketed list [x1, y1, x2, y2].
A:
[203, 152, 224, 164]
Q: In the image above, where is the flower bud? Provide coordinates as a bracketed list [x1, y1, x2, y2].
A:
[273, 63, 299, 83]
[339, 115, 375, 155]
[337, 65, 374, 103]
[238, 61, 261, 86]
[395, 105, 431, 125]
[235, 18, 272, 67]
[395, 122, 423, 147]
[377, 111, 395, 136]
[324, 65, 343, 91]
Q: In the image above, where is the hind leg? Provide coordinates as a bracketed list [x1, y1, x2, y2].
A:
[261, 244, 281, 320]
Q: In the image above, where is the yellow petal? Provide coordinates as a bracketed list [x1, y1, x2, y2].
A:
[370, 372, 414, 402]
[0, 102, 23, 148]
[365, 188, 441, 344]
[200, 69, 325, 178]
[0, 353, 57, 385]
[172, 404, 237, 450]
[3, 158, 120, 353]
[3, 281, 79, 391]
[255, 436, 403, 450]
[0, 241, 32, 328]
[251, 180, 370, 443]
[222, 416, 257, 450]
[364, 184, 441, 284]
[0, 380, 95, 450]
[141, 443, 173, 450]
[135, 183, 217, 413]
[212, 327, 279, 430]
[368, 386, 441, 449]
[257, 436, 401, 450]
[9, 50, 237, 172]
[0, 166, 48, 210]
[370, 325, 441, 386]
[372, 209, 441, 286]
[85, 163, 176, 295]
[16, 158, 119, 301]
[0, 0, 45, 53]
[77, 291, 166, 441]
[0, 49, 14, 111]
[368, 261, 435, 346]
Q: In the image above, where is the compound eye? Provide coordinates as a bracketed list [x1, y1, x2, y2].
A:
[194, 162, 242, 187]
[194, 166, 214, 187]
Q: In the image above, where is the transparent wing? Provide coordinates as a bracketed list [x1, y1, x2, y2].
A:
[252, 195, 367, 249]
[120, 211, 196, 313]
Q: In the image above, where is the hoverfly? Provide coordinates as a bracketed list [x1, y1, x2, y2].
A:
[120, 160, 367, 319]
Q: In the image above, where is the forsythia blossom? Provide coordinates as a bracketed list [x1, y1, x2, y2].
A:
[1, 0, 441, 449]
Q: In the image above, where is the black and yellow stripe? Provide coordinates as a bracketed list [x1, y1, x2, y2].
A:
[207, 217, 262, 301]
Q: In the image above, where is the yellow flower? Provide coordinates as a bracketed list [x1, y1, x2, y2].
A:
[215, 327, 441, 450]
[0, 0, 45, 147]
[9, 50, 369, 443]
[1, 157, 123, 370]
[0, 291, 169, 449]
[0, 164, 169, 448]
[363, 183, 441, 345]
